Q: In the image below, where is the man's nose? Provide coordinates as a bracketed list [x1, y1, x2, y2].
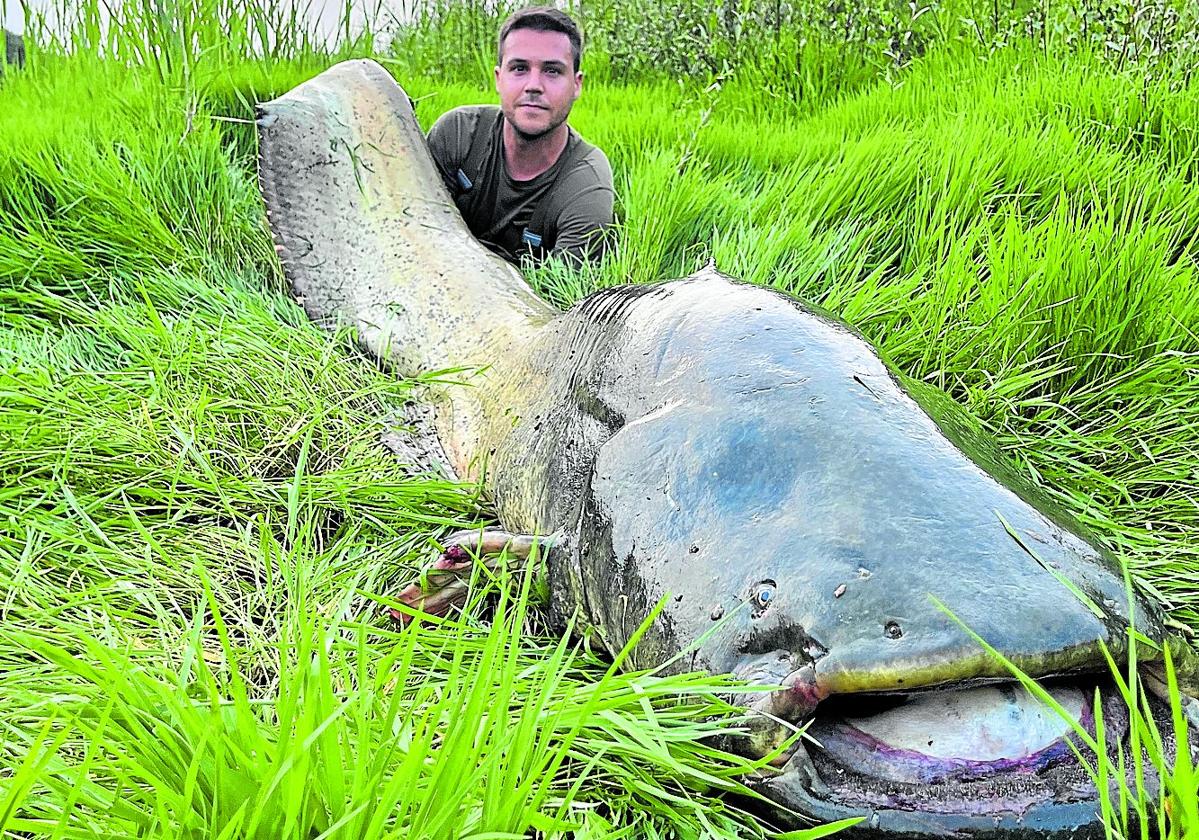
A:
[524, 70, 544, 92]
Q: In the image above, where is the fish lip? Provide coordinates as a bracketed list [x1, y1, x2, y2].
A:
[748, 676, 1189, 837]
[754, 747, 1112, 838]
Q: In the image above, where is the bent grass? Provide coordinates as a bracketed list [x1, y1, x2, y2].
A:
[0, 548, 791, 838]
[3, 0, 1199, 836]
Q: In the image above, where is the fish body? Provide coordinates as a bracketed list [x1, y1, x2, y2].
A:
[258, 59, 1198, 837]
[485, 277, 1156, 681]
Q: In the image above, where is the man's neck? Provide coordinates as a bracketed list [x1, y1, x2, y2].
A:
[502, 120, 570, 182]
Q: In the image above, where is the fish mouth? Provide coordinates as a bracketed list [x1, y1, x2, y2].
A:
[748, 675, 1182, 836]
[807, 681, 1104, 789]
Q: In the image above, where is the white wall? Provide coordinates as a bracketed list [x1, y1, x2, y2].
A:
[4, 0, 28, 33]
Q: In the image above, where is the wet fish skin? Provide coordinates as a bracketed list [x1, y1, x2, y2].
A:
[483, 275, 1170, 691]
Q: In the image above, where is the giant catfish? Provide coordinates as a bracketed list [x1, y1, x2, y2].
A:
[256, 59, 1199, 837]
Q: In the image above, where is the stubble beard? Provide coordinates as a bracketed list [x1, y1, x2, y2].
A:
[507, 106, 570, 144]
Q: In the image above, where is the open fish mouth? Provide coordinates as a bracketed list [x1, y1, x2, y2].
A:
[750, 676, 1180, 835]
[809, 682, 1103, 788]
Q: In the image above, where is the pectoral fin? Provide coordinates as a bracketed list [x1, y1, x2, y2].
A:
[389, 529, 555, 625]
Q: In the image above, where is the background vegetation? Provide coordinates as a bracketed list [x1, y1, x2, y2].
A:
[1, 0, 1197, 835]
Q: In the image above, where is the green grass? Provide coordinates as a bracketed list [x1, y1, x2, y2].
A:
[2, 0, 1198, 835]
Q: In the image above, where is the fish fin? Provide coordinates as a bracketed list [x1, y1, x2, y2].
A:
[388, 529, 554, 625]
[257, 59, 556, 477]
[256, 59, 554, 377]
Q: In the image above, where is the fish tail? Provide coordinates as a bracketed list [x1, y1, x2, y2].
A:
[256, 59, 554, 380]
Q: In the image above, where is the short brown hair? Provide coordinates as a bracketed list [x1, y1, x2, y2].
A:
[497, 7, 583, 72]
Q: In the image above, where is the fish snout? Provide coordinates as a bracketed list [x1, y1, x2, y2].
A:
[730, 648, 830, 716]
[779, 664, 830, 717]
[726, 653, 833, 762]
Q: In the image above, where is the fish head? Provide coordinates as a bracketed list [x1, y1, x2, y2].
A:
[565, 281, 1193, 835]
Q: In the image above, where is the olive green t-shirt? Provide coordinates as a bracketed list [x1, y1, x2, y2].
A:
[427, 105, 614, 265]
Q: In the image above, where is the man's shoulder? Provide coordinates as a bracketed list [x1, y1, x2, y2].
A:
[427, 105, 502, 171]
[539, 131, 615, 238]
[558, 130, 614, 190]
[571, 130, 610, 164]
[431, 104, 502, 134]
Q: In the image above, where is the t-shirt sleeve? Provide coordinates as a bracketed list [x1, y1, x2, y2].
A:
[426, 109, 470, 195]
[548, 149, 615, 265]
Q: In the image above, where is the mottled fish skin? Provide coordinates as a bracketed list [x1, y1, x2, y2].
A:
[256, 58, 556, 478]
[484, 275, 1173, 687]
[258, 59, 1199, 838]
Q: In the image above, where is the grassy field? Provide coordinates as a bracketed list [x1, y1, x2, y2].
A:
[2, 0, 1198, 836]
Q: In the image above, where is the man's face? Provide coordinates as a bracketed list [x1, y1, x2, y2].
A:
[495, 28, 582, 141]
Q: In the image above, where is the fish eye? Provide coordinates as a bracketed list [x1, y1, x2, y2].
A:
[752, 580, 777, 611]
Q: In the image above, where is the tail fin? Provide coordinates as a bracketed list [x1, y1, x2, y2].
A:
[256, 59, 555, 378]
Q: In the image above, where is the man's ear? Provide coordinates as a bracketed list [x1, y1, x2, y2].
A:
[494, 65, 501, 89]
[574, 71, 583, 100]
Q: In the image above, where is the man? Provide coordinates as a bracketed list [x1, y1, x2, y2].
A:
[426, 7, 614, 266]
[3, 29, 24, 71]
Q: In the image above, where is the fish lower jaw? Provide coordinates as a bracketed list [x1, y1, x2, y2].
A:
[753, 676, 1191, 836]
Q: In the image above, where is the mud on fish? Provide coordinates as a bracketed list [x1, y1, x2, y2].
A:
[257, 59, 1199, 838]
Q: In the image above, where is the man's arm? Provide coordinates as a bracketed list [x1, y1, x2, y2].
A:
[426, 108, 472, 195]
[547, 152, 615, 265]
[550, 183, 614, 264]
